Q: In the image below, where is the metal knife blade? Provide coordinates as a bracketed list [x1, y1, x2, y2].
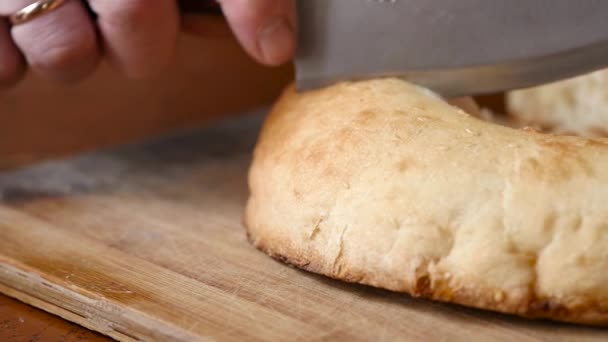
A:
[295, 0, 608, 97]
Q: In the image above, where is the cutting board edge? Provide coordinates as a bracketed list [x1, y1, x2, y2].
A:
[0, 262, 132, 342]
[0, 261, 202, 342]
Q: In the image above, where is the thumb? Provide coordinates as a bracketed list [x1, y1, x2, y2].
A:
[218, 0, 296, 66]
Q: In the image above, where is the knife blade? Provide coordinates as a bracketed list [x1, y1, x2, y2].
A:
[295, 0, 608, 97]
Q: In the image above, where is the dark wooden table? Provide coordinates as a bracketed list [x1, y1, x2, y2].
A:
[0, 294, 110, 341]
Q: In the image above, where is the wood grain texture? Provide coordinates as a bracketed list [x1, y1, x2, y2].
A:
[0, 113, 606, 341]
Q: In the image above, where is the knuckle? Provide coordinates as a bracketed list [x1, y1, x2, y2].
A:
[31, 43, 98, 82]
[36, 45, 84, 71]
[11, 0, 99, 81]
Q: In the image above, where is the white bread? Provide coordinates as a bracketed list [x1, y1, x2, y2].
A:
[507, 69, 608, 137]
[245, 78, 608, 325]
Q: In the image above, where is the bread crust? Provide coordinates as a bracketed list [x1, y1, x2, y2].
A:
[245, 79, 608, 325]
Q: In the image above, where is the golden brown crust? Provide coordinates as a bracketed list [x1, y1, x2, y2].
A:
[244, 79, 608, 326]
[248, 234, 608, 326]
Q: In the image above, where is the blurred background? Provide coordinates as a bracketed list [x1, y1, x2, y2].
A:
[0, 16, 292, 171]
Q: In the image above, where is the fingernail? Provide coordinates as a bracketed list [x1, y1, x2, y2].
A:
[258, 17, 294, 65]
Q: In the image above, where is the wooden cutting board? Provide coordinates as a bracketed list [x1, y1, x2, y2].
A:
[0, 111, 606, 342]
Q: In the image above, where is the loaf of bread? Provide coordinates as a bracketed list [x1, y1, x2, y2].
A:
[507, 69, 608, 137]
[245, 78, 608, 325]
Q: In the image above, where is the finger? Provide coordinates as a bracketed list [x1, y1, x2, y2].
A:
[0, 19, 25, 86]
[0, 0, 100, 83]
[88, 0, 180, 79]
[219, 0, 296, 66]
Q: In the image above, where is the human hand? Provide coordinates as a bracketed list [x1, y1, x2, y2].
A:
[0, 0, 297, 87]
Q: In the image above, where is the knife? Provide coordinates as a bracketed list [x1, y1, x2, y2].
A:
[295, 0, 608, 97]
[184, 0, 608, 97]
